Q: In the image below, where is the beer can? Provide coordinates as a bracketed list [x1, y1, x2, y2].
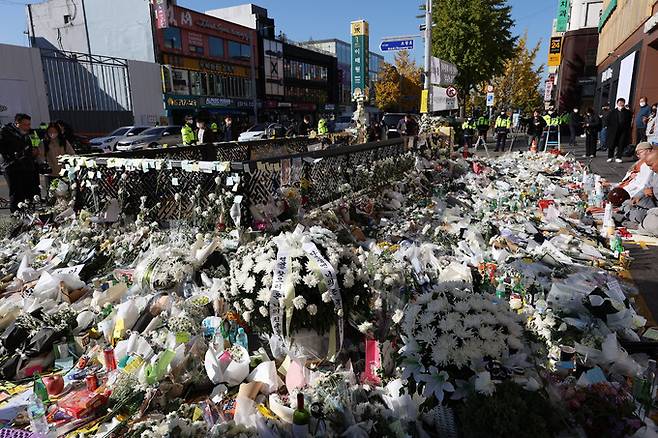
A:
[104, 346, 117, 372]
[85, 373, 98, 391]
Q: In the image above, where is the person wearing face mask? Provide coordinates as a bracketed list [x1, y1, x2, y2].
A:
[645, 103, 658, 145]
[181, 115, 197, 146]
[598, 105, 610, 151]
[568, 108, 582, 148]
[606, 98, 632, 163]
[494, 110, 511, 152]
[0, 113, 40, 212]
[37, 122, 75, 188]
[636, 96, 651, 144]
[195, 118, 217, 145]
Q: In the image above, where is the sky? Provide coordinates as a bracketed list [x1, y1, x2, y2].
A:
[0, 0, 557, 72]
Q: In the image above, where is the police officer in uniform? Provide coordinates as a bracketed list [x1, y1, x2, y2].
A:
[494, 110, 511, 152]
[181, 115, 197, 146]
[0, 113, 40, 212]
[462, 116, 477, 150]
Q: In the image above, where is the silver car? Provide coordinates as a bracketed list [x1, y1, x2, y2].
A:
[115, 126, 182, 151]
[90, 126, 150, 152]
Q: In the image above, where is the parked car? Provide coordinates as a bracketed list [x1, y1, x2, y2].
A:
[90, 126, 151, 152]
[333, 116, 354, 132]
[381, 113, 408, 139]
[238, 123, 283, 142]
[115, 126, 181, 151]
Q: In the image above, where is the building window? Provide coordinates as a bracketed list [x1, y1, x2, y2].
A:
[189, 45, 204, 55]
[164, 27, 182, 50]
[190, 71, 208, 96]
[209, 37, 224, 58]
[162, 66, 173, 93]
[228, 41, 251, 60]
[171, 68, 189, 94]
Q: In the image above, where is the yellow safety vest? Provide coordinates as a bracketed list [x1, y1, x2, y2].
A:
[495, 117, 511, 129]
[317, 119, 328, 135]
[181, 124, 196, 145]
[210, 122, 219, 133]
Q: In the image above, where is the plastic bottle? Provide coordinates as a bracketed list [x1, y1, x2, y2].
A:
[495, 278, 506, 301]
[33, 373, 50, 404]
[235, 327, 248, 351]
[27, 393, 51, 435]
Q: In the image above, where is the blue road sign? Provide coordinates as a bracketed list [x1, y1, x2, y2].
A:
[380, 39, 414, 52]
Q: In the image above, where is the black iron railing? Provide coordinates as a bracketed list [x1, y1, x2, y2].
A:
[65, 137, 409, 224]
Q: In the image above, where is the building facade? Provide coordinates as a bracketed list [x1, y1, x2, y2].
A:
[156, 4, 259, 125]
[595, 0, 658, 119]
[301, 38, 384, 112]
[208, 4, 339, 122]
[549, 0, 602, 112]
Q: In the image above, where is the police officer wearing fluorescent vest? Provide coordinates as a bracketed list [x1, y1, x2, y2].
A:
[462, 116, 477, 149]
[181, 115, 197, 146]
[476, 113, 490, 142]
[494, 110, 511, 152]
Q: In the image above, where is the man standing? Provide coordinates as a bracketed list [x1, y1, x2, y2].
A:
[607, 98, 632, 163]
[397, 114, 418, 150]
[527, 110, 547, 149]
[461, 116, 477, 150]
[0, 114, 39, 212]
[636, 96, 651, 144]
[223, 116, 235, 142]
[494, 110, 511, 152]
[181, 115, 196, 146]
[298, 115, 313, 136]
[476, 112, 490, 143]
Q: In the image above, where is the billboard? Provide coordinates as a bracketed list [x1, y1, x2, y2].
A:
[548, 37, 562, 67]
[430, 57, 458, 86]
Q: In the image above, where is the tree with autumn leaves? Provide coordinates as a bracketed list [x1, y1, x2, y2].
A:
[490, 34, 544, 113]
[432, 0, 516, 115]
[374, 51, 422, 112]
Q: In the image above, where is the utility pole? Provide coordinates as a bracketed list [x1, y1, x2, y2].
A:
[419, 0, 432, 112]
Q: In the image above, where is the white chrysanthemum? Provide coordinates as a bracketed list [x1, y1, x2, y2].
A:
[431, 344, 449, 366]
[307, 304, 318, 315]
[336, 308, 343, 317]
[243, 276, 256, 293]
[292, 295, 307, 310]
[321, 291, 331, 303]
[373, 297, 383, 311]
[256, 288, 271, 303]
[302, 273, 319, 288]
[453, 300, 470, 314]
[259, 306, 268, 317]
[358, 321, 374, 334]
[262, 274, 273, 287]
[243, 311, 251, 323]
[417, 326, 437, 345]
[478, 326, 497, 340]
[392, 309, 404, 324]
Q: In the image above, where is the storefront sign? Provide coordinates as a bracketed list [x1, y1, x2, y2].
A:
[188, 32, 204, 48]
[204, 97, 232, 107]
[644, 12, 658, 34]
[351, 20, 369, 99]
[430, 57, 458, 86]
[195, 18, 250, 42]
[556, 0, 570, 32]
[152, 0, 170, 29]
[324, 104, 335, 111]
[599, 0, 617, 32]
[544, 80, 553, 102]
[601, 67, 613, 82]
[264, 39, 284, 97]
[162, 54, 249, 77]
[166, 95, 198, 108]
[548, 37, 562, 67]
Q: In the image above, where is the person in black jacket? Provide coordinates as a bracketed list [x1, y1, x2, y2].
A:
[0, 114, 40, 212]
[568, 108, 583, 148]
[222, 116, 235, 142]
[582, 108, 600, 158]
[527, 110, 547, 148]
[607, 98, 633, 163]
[598, 105, 610, 151]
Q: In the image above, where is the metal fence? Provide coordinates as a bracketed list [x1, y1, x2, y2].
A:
[40, 49, 134, 133]
[67, 137, 409, 225]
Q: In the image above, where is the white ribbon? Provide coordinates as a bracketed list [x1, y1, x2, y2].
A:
[269, 247, 290, 346]
[302, 241, 344, 354]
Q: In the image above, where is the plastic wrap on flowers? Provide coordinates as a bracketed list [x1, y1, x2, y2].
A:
[133, 244, 195, 293]
[224, 225, 372, 359]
